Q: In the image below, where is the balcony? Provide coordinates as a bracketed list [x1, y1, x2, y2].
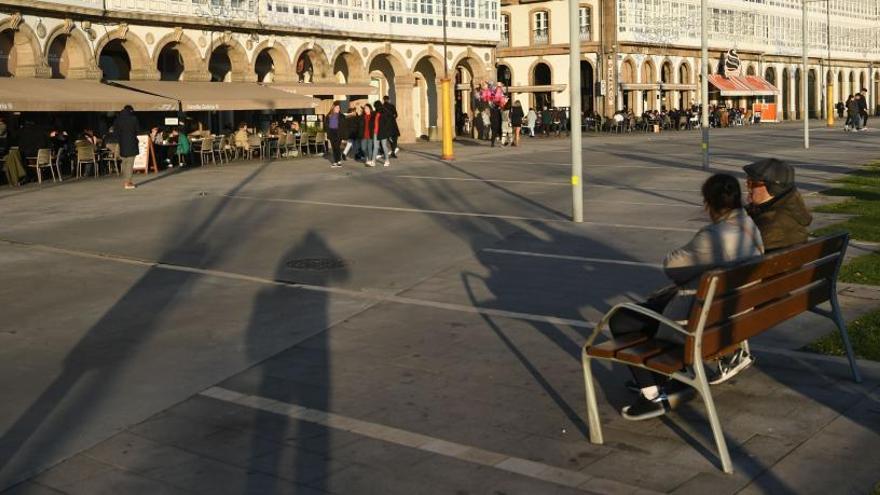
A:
[533, 30, 548, 45]
[499, 34, 509, 47]
[579, 27, 590, 42]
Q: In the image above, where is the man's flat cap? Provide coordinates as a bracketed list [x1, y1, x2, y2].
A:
[743, 158, 795, 195]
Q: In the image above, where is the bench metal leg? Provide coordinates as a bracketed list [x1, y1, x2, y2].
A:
[693, 366, 733, 474]
[581, 350, 604, 444]
[830, 293, 863, 383]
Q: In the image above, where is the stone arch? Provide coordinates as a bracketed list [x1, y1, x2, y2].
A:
[620, 57, 636, 84]
[451, 51, 488, 83]
[412, 53, 444, 137]
[640, 58, 658, 111]
[660, 59, 673, 84]
[206, 37, 251, 82]
[153, 31, 207, 81]
[746, 64, 756, 76]
[95, 29, 153, 80]
[331, 46, 368, 84]
[529, 60, 553, 108]
[293, 42, 333, 83]
[0, 19, 48, 77]
[251, 40, 293, 83]
[495, 62, 513, 87]
[44, 25, 98, 79]
[678, 60, 692, 84]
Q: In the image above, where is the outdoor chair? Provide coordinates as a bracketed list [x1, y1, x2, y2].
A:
[104, 143, 121, 176]
[283, 133, 298, 158]
[28, 148, 60, 184]
[212, 137, 226, 164]
[299, 134, 311, 157]
[311, 132, 327, 155]
[75, 142, 98, 179]
[218, 135, 235, 162]
[198, 137, 216, 166]
[246, 135, 262, 160]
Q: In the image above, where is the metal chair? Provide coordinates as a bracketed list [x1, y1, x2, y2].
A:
[246, 135, 262, 160]
[311, 132, 327, 155]
[198, 136, 216, 166]
[28, 148, 60, 184]
[104, 143, 121, 176]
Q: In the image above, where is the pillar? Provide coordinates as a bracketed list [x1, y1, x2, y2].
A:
[394, 74, 417, 143]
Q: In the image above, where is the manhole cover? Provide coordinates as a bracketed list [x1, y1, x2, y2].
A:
[286, 258, 348, 271]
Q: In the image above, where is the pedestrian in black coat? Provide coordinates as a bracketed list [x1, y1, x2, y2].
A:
[382, 96, 400, 156]
[113, 105, 141, 189]
[489, 104, 502, 147]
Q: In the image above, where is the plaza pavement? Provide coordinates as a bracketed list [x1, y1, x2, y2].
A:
[1, 122, 879, 494]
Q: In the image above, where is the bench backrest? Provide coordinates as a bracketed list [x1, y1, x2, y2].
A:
[683, 233, 848, 364]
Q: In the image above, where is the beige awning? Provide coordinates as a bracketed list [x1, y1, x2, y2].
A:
[269, 82, 378, 97]
[507, 84, 567, 93]
[112, 81, 318, 111]
[0, 77, 178, 112]
[660, 83, 697, 91]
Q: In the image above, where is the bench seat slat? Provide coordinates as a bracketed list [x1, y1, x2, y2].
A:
[688, 281, 831, 362]
[644, 348, 685, 374]
[615, 340, 672, 364]
[697, 258, 837, 329]
[586, 334, 648, 359]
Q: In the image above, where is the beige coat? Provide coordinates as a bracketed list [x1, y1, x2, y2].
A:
[657, 208, 764, 343]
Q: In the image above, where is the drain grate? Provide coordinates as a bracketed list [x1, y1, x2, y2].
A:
[286, 258, 348, 271]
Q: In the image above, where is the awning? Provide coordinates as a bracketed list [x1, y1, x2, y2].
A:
[0, 78, 177, 112]
[620, 83, 660, 91]
[111, 81, 318, 111]
[660, 83, 697, 91]
[269, 82, 377, 97]
[507, 84, 567, 93]
[708, 75, 779, 97]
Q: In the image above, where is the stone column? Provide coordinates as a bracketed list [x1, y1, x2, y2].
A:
[434, 77, 448, 141]
[183, 70, 212, 82]
[634, 90, 643, 115]
[130, 68, 161, 80]
[394, 74, 417, 143]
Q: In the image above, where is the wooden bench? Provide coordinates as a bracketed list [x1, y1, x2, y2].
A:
[581, 233, 861, 474]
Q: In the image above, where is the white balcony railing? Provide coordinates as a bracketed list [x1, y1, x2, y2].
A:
[533, 30, 548, 45]
[579, 27, 590, 42]
[499, 34, 509, 47]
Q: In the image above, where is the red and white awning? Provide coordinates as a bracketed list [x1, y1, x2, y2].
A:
[708, 75, 779, 97]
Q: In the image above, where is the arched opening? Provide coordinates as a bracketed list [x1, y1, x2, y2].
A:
[746, 65, 756, 76]
[765, 67, 777, 105]
[580, 60, 593, 114]
[660, 61, 672, 110]
[209, 46, 233, 82]
[532, 62, 552, 108]
[641, 59, 657, 111]
[874, 72, 880, 114]
[782, 68, 791, 120]
[0, 30, 16, 77]
[99, 39, 131, 80]
[838, 71, 844, 104]
[413, 57, 440, 138]
[47, 36, 71, 79]
[157, 43, 186, 81]
[679, 62, 693, 109]
[808, 69, 817, 119]
[496, 64, 512, 87]
[794, 68, 802, 120]
[296, 51, 314, 83]
[332, 50, 366, 85]
[859, 71, 867, 95]
[369, 53, 399, 101]
[333, 55, 349, 83]
[254, 49, 276, 83]
[848, 71, 855, 100]
[620, 59, 636, 111]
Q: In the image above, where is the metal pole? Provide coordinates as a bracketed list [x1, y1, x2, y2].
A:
[700, 0, 709, 170]
[440, 0, 454, 160]
[803, 0, 809, 149]
[569, 0, 583, 222]
[826, 0, 834, 127]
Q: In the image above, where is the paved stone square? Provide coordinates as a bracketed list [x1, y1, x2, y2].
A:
[1, 123, 880, 494]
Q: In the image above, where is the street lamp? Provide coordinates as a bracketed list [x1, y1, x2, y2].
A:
[803, 0, 830, 149]
[700, 0, 709, 170]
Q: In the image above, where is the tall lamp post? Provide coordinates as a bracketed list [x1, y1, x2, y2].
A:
[803, 0, 830, 148]
[569, 0, 583, 222]
[440, 0, 455, 160]
[700, 0, 709, 170]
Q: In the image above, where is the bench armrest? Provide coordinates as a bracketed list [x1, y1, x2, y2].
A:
[586, 302, 691, 348]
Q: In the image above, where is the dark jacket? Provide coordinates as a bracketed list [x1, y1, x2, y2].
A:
[383, 102, 400, 137]
[746, 187, 812, 252]
[858, 94, 868, 113]
[113, 108, 140, 157]
[346, 114, 360, 140]
[510, 106, 524, 126]
[376, 110, 394, 140]
[489, 106, 502, 134]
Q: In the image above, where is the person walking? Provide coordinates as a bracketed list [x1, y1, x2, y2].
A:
[342, 106, 362, 161]
[859, 88, 869, 130]
[510, 101, 524, 146]
[371, 102, 394, 167]
[541, 106, 552, 136]
[526, 107, 537, 137]
[489, 103, 502, 147]
[382, 96, 401, 157]
[326, 102, 344, 168]
[361, 104, 375, 166]
[846, 94, 861, 131]
[113, 105, 140, 190]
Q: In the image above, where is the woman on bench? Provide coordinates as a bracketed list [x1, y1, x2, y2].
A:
[612, 173, 765, 421]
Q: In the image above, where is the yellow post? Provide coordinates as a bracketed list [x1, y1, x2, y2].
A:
[827, 83, 835, 127]
[441, 78, 454, 160]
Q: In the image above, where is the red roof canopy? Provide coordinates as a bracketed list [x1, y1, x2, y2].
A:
[709, 74, 779, 97]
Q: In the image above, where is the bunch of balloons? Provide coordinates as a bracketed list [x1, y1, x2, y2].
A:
[475, 81, 508, 108]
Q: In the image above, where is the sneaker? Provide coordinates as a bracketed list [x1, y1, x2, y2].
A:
[383, 161, 390, 167]
[621, 393, 669, 421]
[394, 147, 400, 154]
[365, 161, 375, 167]
[708, 348, 754, 385]
[123, 182, 136, 190]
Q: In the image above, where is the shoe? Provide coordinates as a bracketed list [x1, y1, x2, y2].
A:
[394, 147, 400, 154]
[124, 182, 136, 190]
[708, 348, 754, 385]
[383, 161, 390, 167]
[366, 161, 375, 167]
[621, 393, 669, 421]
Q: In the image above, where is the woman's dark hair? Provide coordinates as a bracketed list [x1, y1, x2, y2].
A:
[701, 173, 743, 214]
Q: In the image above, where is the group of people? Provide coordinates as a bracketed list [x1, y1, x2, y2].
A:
[324, 96, 401, 168]
[838, 88, 871, 132]
[612, 158, 812, 420]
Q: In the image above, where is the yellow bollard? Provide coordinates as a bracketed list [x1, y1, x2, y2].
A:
[827, 84, 835, 127]
[440, 78, 454, 161]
